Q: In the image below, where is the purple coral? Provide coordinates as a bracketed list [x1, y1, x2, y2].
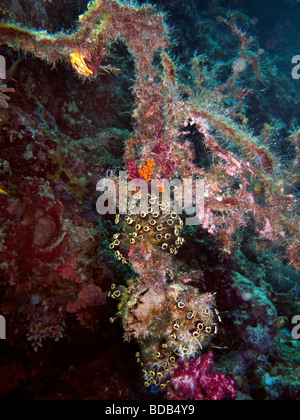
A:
[169, 351, 237, 400]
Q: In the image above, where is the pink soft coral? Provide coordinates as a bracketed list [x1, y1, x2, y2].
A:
[168, 351, 237, 400]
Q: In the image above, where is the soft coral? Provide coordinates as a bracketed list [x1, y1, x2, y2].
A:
[168, 350, 237, 400]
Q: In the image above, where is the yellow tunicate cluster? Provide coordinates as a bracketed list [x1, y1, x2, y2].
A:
[109, 194, 185, 264]
[118, 281, 221, 390]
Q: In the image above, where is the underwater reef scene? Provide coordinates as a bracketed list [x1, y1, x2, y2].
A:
[0, 0, 299, 401]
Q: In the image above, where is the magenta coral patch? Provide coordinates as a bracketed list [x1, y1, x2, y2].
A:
[170, 351, 237, 400]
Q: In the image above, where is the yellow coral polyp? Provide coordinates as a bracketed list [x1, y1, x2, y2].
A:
[70, 52, 93, 77]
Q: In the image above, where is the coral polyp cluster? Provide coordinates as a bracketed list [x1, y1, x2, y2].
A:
[70, 52, 94, 77]
[139, 158, 156, 182]
[109, 194, 185, 263]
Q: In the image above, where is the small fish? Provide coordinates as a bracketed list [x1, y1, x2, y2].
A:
[0, 188, 9, 195]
